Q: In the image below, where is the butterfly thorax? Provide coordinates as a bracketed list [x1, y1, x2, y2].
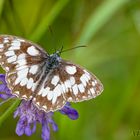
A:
[46, 52, 61, 70]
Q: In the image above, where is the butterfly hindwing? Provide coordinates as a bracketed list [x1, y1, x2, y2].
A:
[32, 68, 66, 112]
[58, 60, 103, 102]
[33, 60, 103, 112]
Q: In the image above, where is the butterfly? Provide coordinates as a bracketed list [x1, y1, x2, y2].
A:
[0, 35, 103, 112]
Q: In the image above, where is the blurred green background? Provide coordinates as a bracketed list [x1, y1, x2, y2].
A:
[0, 0, 140, 140]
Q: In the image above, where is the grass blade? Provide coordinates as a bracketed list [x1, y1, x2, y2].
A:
[0, 99, 20, 127]
[29, 0, 70, 42]
[78, 0, 129, 44]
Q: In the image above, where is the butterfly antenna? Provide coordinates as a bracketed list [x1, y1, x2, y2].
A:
[49, 26, 57, 53]
[59, 45, 64, 55]
[49, 26, 62, 53]
[61, 45, 87, 53]
[0, 96, 14, 106]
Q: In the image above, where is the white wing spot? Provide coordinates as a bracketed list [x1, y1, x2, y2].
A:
[0, 44, 4, 48]
[88, 90, 91, 95]
[92, 81, 96, 86]
[9, 40, 21, 50]
[18, 53, 26, 60]
[94, 80, 98, 84]
[17, 38, 25, 42]
[27, 46, 39, 56]
[61, 83, 66, 93]
[27, 78, 34, 89]
[22, 95, 27, 98]
[84, 70, 91, 80]
[16, 59, 27, 67]
[29, 96, 33, 99]
[80, 74, 88, 87]
[70, 76, 75, 85]
[31, 83, 36, 92]
[65, 66, 77, 75]
[15, 68, 29, 85]
[82, 96, 87, 99]
[42, 105, 47, 110]
[3, 38, 9, 43]
[42, 87, 50, 97]
[38, 87, 44, 95]
[20, 78, 28, 86]
[16, 65, 28, 71]
[72, 84, 78, 95]
[90, 88, 95, 95]
[5, 51, 15, 57]
[5, 67, 9, 71]
[47, 91, 53, 100]
[78, 84, 85, 93]
[36, 102, 40, 106]
[17, 68, 28, 77]
[68, 97, 73, 101]
[52, 94, 58, 104]
[15, 91, 19, 95]
[54, 84, 62, 97]
[51, 75, 59, 86]
[64, 80, 71, 92]
[7, 55, 17, 63]
[29, 65, 39, 75]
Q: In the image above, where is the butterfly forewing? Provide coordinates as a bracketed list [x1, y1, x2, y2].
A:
[0, 35, 48, 99]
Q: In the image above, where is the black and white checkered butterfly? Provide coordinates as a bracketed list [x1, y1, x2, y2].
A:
[0, 35, 103, 112]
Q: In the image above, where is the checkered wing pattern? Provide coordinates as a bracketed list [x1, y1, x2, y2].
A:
[32, 68, 67, 112]
[0, 35, 48, 100]
[0, 35, 103, 113]
[59, 60, 103, 102]
[33, 60, 103, 112]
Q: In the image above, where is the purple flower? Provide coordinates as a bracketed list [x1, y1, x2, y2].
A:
[0, 74, 13, 99]
[0, 74, 79, 140]
[60, 102, 79, 120]
[14, 100, 58, 140]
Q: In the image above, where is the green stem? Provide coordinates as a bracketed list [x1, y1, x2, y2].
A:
[0, 0, 4, 19]
[0, 99, 20, 127]
[29, 0, 70, 42]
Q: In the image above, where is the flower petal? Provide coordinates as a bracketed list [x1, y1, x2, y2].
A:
[42, 121, 50, 140]
[60, 103, 79, 120]
[16, 119, 25, 136]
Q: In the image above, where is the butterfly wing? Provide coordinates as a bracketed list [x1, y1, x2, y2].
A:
[59, 60, 104, 102]
[33, 59, 103, 112]
[0, 35, 48, 99]
[32, 68, 66, 112]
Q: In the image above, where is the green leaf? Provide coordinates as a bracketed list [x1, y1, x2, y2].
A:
[0, 99, 20, 127]
[0, 0, 4, 19]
